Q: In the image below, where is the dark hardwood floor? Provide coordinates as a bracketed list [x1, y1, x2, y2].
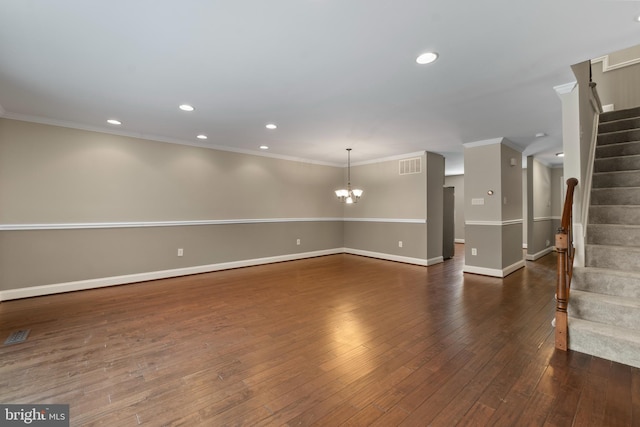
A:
[1, 245, 638, 426]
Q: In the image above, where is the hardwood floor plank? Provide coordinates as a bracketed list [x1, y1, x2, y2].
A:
[632, 368, 640, 427]
[603, 362, 633, 426]
[573, 357, 609, 427]
[0, 246, 636, 426]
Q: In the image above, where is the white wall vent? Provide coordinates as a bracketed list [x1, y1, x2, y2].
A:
[399, 157, 422, 175]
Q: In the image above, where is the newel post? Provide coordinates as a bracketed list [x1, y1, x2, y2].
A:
[555, 229, 568, 351]
[555, 177, 578, 352]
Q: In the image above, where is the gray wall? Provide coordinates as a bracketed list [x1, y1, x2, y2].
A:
[344, 155, 426, 220]
[522, 169, 527, 246]
[551, 167, 564, 233]
[1, 119, 449, 295]
[0, 119, 344, 222]
[343, 153, 430, 262]
[526, 157, 554, 260]
[426, 152, 444, 261]
[463, 139, 523, 276]
[1, 222, 343, 290]
[592, 44, 640, 110]
[444, 174, 465, 242]
[0, 118, 345, 291]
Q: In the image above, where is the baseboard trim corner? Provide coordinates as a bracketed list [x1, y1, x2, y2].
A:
[463, 259, 525, 278]
[525, 246, 554, 261]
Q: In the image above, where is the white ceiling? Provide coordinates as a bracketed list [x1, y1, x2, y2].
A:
[1, 1, 638, 174]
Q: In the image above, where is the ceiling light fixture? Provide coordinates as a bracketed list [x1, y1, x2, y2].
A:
[636, 15, 640, 22]
[265, 123, 277, 130]
[259, 145, 269, 150]
[535, 132, 546, 138]
[196, 134, 207, 140]
[107, 119, 122, 125]
[416, 52, 439, 65]
[335, 148, 363, 204]
[556, 152, 565, 157]
[179, 104, 195, 112]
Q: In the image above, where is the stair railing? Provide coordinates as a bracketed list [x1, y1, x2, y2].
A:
[555, 177, 579, 351]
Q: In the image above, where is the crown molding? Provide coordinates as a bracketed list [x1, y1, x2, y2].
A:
[1, 112, 343, 167]
[0, 113, 442, 169]
[592, 54, 640, 72]
[350, 151, 427, 167]
[554, 81, 577, 95]
[462, 137, 504, 148]
[463, 137, 523, 153]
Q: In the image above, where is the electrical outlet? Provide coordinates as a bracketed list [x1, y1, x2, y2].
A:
[177, 248, 183, 257]
[471, 248, 477, 256]
[398, 241, 403, 248]
[546, 239, 550, 247]
[296, 239, 301, 245]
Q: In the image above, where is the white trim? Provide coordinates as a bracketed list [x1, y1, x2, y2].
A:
[462, 138, 522, 153]
[427, 256, 444, 266]
[574, 223, 585, 268]
[523, 243, 528, 249]
[465, 219, 523, 226]
[525, 246, 554, 261]
[343, 218, 427, 224]
[0, 247, 449, 301]
[463, 259, 525, 278]
[351, 151, 427, 167]
[0, 115, 443, 169]
[0, 217, 344, 231]
[344, 248, 433, 266]
[592, 55, 640, 72]
[501, 138, 525, 153]
[0, 248, 343, 301]
[463, 138, 504, 148]
[554, 82, 577, 95]
[454, 238, 465, 244]
[533, 217, 553, 222]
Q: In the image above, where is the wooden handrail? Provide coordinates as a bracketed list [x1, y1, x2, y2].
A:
[555, 177, 579, 351]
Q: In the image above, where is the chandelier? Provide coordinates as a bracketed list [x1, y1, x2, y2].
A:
[335, 148, 363, 204]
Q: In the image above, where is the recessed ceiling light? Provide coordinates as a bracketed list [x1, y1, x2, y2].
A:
[416, 52, 439, 65]
[265, 123, 277, 130]
[196, 134, 207, 140]
[636, 15, 640, 22]
[260, 145, 269, 150]
[535, 132, 546, 138]
[107, 119, 122, 125]
[179, 104, 195, 112]
[556, 152, 565, 157]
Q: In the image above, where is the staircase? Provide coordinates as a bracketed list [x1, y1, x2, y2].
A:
[568, 105, 640, 368]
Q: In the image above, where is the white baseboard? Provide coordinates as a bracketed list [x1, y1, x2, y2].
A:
[343, 248, 435, 266]
[525, 246, 554, 261]
[454, 239, 465, 244]
[0, 248, 343, 302]
[463, 259, 525, 278]
[427, 256, 445, 266]
[0, 247, 444, 301]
